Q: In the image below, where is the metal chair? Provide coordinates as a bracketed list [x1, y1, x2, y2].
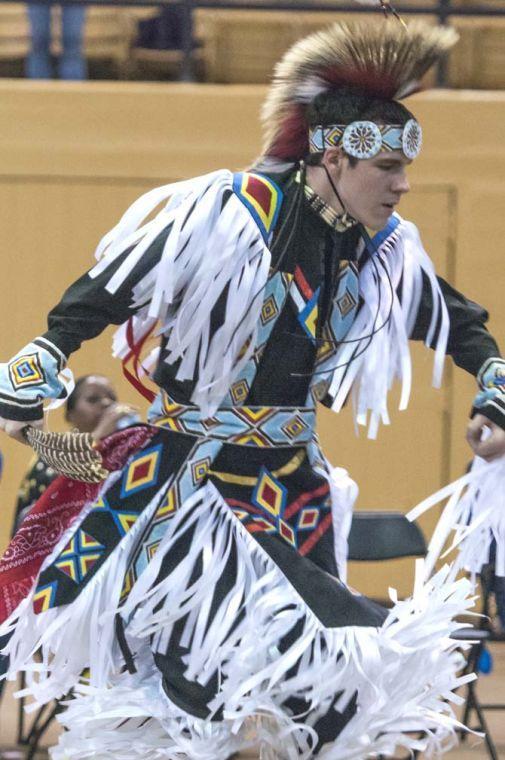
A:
[347, 510, 499, 760]
[348, 511, 427, 760]
[456, 562, 505, 760]
[348, 510, 427, 563]
[16, 672, 60, 760]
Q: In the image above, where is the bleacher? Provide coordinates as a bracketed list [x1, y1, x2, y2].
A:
[0, 0, 504, 86]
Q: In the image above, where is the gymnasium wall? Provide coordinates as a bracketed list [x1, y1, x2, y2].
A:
[0, 80, 503, 596]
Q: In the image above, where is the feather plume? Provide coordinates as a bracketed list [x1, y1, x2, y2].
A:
[260, 20, 458, 162]
[23, 427, 109, 483]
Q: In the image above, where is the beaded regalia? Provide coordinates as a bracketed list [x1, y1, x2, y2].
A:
[0, 16, 503, 760]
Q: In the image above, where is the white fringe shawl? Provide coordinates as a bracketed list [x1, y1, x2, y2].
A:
[327, 217, 449, 439]
[55, 484, 478, 758]
[88, 170, 271, 418]
[2, 481, 475, 758]
[408, 455, 505, 580]
[89, 174, 448, 431]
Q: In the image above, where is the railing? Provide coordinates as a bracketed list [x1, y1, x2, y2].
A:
[1, 0, 504, 83]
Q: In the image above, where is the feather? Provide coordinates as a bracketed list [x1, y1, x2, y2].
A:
[260, 20, 458, 162]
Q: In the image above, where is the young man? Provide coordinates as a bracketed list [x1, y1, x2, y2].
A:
[0, 19, 504, 759]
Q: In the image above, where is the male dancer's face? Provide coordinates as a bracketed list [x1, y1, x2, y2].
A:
[318, 147, 412, 231]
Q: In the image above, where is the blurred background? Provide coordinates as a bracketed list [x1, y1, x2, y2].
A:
[0, 1, 504, 756]
[0, 0, 504, 86]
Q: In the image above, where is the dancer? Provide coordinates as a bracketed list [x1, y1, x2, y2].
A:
[0, 19, 504, 759]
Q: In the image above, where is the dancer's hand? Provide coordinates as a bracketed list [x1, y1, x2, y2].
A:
[0, 416, 44, 445]
[92, 403, 139, 441]
[467, 414, 505, 461]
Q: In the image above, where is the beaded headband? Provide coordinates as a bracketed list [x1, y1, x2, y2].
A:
[309, 118, 422, 160]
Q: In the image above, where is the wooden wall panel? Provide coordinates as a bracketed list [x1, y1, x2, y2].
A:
[0, 83, 503, 605]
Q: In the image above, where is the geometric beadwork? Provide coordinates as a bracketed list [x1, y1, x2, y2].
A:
[281, 414, 310, 441]
[290, 265, 320, 344]
[298, 290, 319, 342]
[279, 519, 296, 547]
[8, 353, 45, 390]
[251, 517, 277, 533]
[90, 495, 139, 538]
[32, 581, 58, 614]
[298, 507, 319, 530]
[155, 485, 178, 520]
[336, 288, 357, 318]
[156, 395, 315, 449]
[310, 120, 422, 161]
[54, 529, 105, 584]
[230, 378, 250, 405]
[191, 457, 211, 487]
[252, 467, 287, 518]
[120, 444, 162, 498]
[232, 172, 283, 243]
[314, 262, 359, 379]
[261, 294, 279, 325]
[146, 539, 161, 561]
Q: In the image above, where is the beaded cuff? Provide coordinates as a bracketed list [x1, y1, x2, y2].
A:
[0, 337, 69, 422]
[472, 357, 505, 430]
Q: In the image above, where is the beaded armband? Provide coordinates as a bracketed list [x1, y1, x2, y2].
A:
[472, 357, 505, 430]
[0, 337, 71, 422]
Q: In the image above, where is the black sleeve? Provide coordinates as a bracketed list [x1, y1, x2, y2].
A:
[42, 227, 170, 358]
[410, 274, 501, 377]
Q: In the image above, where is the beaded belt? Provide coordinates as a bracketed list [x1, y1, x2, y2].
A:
[153, 393, 315, 448]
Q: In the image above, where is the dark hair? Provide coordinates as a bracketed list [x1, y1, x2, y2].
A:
[306, 86, 415, 165]
[65, 374, 108, 417]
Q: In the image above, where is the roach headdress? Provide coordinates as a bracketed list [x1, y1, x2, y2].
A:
[259, 20, 458, 167]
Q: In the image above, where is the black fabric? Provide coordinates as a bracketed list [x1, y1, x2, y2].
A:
[43, 225, 171, 358]
[0, 396, 43, 422]
[411, 273, 500, 376]
[210, 442, 338, 577]
[154, 532, 241, 721]
[471, 399, 505, 431]
[257, 533, 387, 629]
[15, 456, 57, 530]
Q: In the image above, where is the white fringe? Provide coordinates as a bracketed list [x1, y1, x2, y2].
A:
[89, 171, 272, 418]
[119, 484, 473, 758]
[5, 481, 476, 758]
[326, 465, 357, 585]
[327, 217, 449, 438]
[50, 658, 312, 760]
[408, 455, 505, 579]
[306, 443, 356, 584]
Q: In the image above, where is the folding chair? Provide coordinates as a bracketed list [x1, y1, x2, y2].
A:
[16, 672, 60, 760]
[456, 561, 505, 760]
[347, 510, 499, 760]
[348, 510, 427, 564]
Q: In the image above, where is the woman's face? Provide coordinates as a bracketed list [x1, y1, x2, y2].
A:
[66, 376, 117, 433]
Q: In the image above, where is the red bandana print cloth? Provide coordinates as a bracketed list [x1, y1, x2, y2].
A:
[0, 425, 154, 624]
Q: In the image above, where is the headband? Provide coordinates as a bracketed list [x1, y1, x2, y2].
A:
[309, 118, 422, 160]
